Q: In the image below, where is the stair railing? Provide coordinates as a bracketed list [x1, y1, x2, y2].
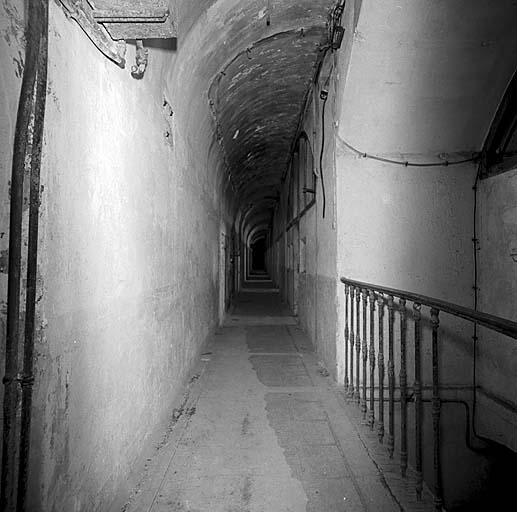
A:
[340, 277, 517, 511]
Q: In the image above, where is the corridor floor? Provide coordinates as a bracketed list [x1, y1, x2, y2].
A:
[124, 290, 428, 512]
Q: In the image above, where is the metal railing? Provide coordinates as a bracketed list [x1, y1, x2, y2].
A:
[340, 277, 517, 511]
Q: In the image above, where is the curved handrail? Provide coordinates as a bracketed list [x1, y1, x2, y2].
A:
[340, 277, 517, 340]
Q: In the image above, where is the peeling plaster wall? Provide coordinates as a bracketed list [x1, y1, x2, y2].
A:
[477, 168, 517, 451]
[1, 1, 230, 510]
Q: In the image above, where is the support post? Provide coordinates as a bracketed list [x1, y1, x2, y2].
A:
[349, 287, 355, 397]
[368, 290, 376, 429]
[387, 295, 395, 458]
[344, 284, 349, 390]
[413, 302, 423, 500]
[356, 288, 361, 404]
[362, 289, 368, 419]
[431, 308, 443, 511]
[377, 295, 385, 443]
[399, 298, 408, 477]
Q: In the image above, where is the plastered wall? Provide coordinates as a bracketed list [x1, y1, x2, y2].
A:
[333, 147, 488, 508]
[272, 76, 341, 382]
[477, 168, 517, 451]
[272, 0, 356, 384]
[279, 0, 507, 506]
[1, 2, 231, 510]
[329, 17, 497, 504]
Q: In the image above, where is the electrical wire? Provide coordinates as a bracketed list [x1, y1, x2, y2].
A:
[471, 160, 482, 440]
[322, 0, 491, 450]
[312, 89, 321, 179]
[341, 138, 480, 167]
[319, 93, 328, 218]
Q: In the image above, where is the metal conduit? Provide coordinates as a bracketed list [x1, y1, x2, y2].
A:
[1, 1, 49, 510]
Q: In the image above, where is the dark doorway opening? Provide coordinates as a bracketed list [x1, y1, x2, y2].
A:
[250, 237, 267, 274]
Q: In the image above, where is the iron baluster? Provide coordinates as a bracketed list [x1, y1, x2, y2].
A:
[431, 308, 443, 511]
[349, 287, 355, 397]
[356, 287, 361, 404]
[368, 290, 376, 429]
[413, 302, 423, 500]
[339, 276, 517, 510]
[362, 289, 368, 419]
[344, 284, 349, 390]
[399, 298, 408, 477]
[387, 295, 395, 458]
[377, 295, 385, 443]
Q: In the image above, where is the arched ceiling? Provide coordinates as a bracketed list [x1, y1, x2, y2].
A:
[171, 0, 517, 243]
[172, 0, 335, 234]
[208, 27, 325, 197]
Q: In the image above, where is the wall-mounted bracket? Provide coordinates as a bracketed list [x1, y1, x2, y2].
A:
[59, 0, 127, 67]
[91, 1, 177, 40]
[58, 1, 177, 74]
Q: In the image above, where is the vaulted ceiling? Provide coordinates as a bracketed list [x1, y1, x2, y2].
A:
[173, 0, 336, 232]
[171, 0, 517, 239]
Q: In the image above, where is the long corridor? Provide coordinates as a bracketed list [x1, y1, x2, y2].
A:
[124, 291, 433, 512]
[2, 2, 517, 510]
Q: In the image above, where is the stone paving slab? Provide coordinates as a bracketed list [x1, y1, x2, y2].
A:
[125, 299, 429, 512]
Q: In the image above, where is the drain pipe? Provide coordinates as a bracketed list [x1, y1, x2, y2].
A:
[17, 1, 49, 510]
[0, 1, 48, 510]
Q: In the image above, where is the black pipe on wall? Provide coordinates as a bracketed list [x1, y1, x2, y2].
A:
[1, 1, 49, 510]
[17, 1, 49, 510]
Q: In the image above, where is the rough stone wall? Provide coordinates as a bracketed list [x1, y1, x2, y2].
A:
[1, 2, 231, 510]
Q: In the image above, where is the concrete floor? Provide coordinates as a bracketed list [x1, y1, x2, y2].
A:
[124, 290, 433, 512]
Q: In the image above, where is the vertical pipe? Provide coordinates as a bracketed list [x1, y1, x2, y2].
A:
[377, 295, 385, 443]
[1, 2, 42, 509]
[413, 302, 423, 500]
[17, 1, 48, 510]
[344, 284, 349, 390]
[349, 287, 355, 397]
[431, 308, 442, 511]
[399, 298, 408, 477]
[387, 295, 395, 458]
[368, 290, 376, 430]
[361, 289, 368, 419]
[355, 288, 361, 404]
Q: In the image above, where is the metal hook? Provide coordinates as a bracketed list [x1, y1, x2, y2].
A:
[131, 40, 148, 79]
